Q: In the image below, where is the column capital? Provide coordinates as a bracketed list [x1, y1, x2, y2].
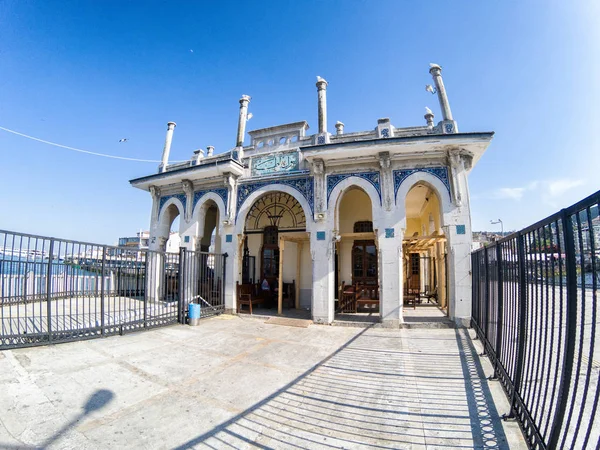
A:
[316, 76, 328, 90]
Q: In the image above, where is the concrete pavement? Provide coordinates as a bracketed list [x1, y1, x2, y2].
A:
[0, 315, 526, 449]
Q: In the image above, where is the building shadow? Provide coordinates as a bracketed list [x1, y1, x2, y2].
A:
[0, 389, 114, 449]
[172, 326, 510, 449]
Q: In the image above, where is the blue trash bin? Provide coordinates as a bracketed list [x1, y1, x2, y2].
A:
[188, 303, 201, 326]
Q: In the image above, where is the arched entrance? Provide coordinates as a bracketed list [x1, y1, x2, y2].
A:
[335, 186, 379, 317]
[403, 183, 447, 311]
[238, 190, 311, 316]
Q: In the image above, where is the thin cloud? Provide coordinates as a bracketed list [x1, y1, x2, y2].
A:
[547, 179, 585, 196]
[494, 187, 526, 200]
[480, 178, 584, 204]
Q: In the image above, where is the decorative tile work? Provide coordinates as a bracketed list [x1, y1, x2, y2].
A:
[456, 225, 466, 235]
[317, 135, 325, 145]
[225, 234, 233, 243]
[193, 188, 229, 212]
[393, 167, 450, 198]
[445, 123, 455, 134]
[159, 193, 187, 216]
[381, 128, 390, 138]
[326, 171, 382, 204]
[316, 231, 326, 241]
[385, 228, 394, 238]
[184, 236, 190, 243]
[236, 176, 314, 217]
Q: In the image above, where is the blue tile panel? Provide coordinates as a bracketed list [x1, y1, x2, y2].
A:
[385, 228, 394, 238]
[159, 193, 187, 216]
[456, 225, 466, 235]
[326, 172, 382, 205]
[184, 236, 190, 243]
[393, 167, 451, 199]
[225, 234, 233, 243]
[316, 231, 326, 241]
[236, 176, 314, 217]
[193, 188, 229, 212]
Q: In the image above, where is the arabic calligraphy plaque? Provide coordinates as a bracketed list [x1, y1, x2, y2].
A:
[251, 152, 299, 177]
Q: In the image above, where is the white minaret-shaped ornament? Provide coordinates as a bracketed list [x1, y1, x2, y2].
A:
[428, 64, 458, 133]
[235, 95, 251, 159]
[159, 121, 176, 173]
[315, 76, 330, 144]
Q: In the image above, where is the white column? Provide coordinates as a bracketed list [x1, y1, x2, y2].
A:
[310, 228, 334, 324]
[429, 64, 453, 121]
[236, 95, 251, 148]
[378, 228, 403, 327]
[220, 230, 238, 314]
[316, 77, 328, 134]
[159, 122, 176, 173]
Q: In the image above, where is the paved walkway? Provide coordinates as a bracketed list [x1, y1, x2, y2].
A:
[0, 316, 526, 449]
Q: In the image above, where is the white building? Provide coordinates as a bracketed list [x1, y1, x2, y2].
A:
[130, 64, 493, 327]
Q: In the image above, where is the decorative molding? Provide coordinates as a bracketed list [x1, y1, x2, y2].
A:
[193, 188, 229, 212]
[393, 167, 450, 199]
[236, 176, 314, 217]
[159, 193, 187, 216]
[326, 171, 382, 204]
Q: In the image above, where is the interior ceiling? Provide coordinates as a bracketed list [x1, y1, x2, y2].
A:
[405, 184, 430, 218]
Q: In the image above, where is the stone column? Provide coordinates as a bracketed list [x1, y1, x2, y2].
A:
[223, 173, 237, 222]
[429, 64, 453, 121]
[159, 122, 176, 173]
[149, 185, 161, 222]
[310, 227, 335, 324]
[236, 95, 251, 148]
[220, 230, 238, 314]
[379, 152, 393, 212]
[182, 180, 194, 222]
[445, 222, 472, 327]
[312, 159, 326, 217]
[316, 77, 328, 134]
[378, 228, 403, 327]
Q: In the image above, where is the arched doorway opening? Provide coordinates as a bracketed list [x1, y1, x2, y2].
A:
[403, 183, 447, 311]
[335, 187, 379, 317]
[153, 201, 184, 302]
[239, 191, 310, 316]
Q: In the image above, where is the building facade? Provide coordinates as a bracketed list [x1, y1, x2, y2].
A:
[130, 64, 493, 327]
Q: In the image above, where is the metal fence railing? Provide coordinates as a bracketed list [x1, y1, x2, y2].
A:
[0, 230, 226, 349]
[472, 189, 600, 449]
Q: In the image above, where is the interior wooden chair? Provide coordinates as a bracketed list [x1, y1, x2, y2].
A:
[236, 282, 263, 314]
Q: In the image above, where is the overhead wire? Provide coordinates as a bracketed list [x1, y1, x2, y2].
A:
[0, 125, 186, 163]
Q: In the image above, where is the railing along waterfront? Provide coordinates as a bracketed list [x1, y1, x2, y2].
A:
[0, 230, 226, 349]
[472, 190, 600, 449]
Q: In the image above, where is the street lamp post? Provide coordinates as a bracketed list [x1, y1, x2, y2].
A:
[490, 219, 504, 235]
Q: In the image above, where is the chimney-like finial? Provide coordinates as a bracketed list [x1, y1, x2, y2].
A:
[428, 63, 453, 121]
[424, 107, 435, 129]
[159, 121, 177, 173]
[236, 95, 251, 147]
[316, 76, 328, 134]
[206, 146, 214, 157]
[335, 121, 344, 135]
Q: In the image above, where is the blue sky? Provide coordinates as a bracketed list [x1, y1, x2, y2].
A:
[1, 1, 599, 244]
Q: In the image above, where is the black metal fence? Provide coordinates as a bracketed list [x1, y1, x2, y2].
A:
[0, 230, 226, 349]
[472, 190, 600, 449]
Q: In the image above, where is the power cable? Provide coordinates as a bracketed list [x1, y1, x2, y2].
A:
[0, 125, 185, 163]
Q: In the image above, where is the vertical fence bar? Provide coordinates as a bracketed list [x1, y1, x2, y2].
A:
[547, 209, 578, 449]
[222, 252, 228, 311]
[178, 247, 186, 324]
[493, 242, 504, 379]
[100, 246, 106, 336]
[143, 251, 148, 328]
[482, 246, 490, 355]
[506, 231, 527, 418]
[46, 239, 54, 343]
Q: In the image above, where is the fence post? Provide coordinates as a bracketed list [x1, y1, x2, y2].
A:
[46, 239, 54, 343]
[505, 231, 528, 419]
[222, 252, 228, 311]
[547, 210, 578, 449]
[178, 247, 186, 324]
[493, 242, 504, 380]
[482, 246, 490, 355]
[143, 251, 148, 328]
[100, 246, 106, 336]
